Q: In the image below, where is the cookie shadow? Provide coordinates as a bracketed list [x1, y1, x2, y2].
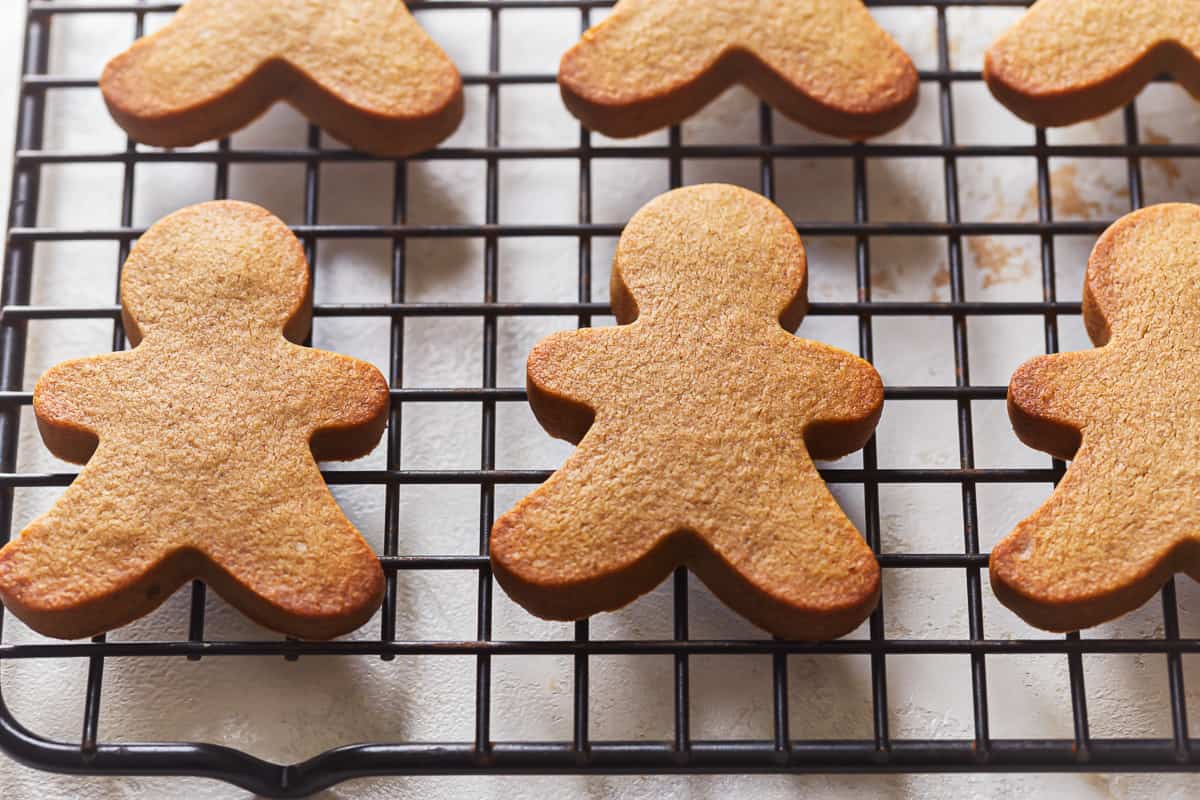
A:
[94, 590, 419, 766]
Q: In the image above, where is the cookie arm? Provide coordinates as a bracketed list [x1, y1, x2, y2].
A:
[526, 328, 625, 445]
[787, 340, 884, 461]
[32, 357, 120, 464]
[1008, 350, 1106, 462]
[301, 351, 391, 462]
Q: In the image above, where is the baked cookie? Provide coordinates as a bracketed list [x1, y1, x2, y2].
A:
[491, 184, 884, 640]
[984, 0, 1200, 127]
[0, 201, 389, 640]
[100, 0, 462, 156]
[994, 203, 1200, 631]
[558, 0, 919, 139]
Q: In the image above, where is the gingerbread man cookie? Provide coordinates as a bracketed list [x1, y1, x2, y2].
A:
[0, 201, 389, 640]
[985, 0, 1200, 127]
[491, 184, 884, 640]
[558, 0, 919, 139]
[101, 0, 462, 156]
[994, 203, 1200, 631]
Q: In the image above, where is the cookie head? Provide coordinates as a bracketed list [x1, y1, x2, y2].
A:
[120, 201, 311, 345]
[1082, 203, 1200, 346]
[611, 183, 807, 330]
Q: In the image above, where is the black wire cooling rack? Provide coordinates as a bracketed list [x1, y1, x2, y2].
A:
[1, 0, 1199, 796]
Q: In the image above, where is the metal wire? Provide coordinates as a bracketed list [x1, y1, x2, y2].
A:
[1, 1, 1198, 796]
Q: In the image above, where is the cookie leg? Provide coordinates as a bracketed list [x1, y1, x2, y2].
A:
[984, 3, 1166, 127]
[557, 4, 732, 138]
[694, 481, 880, 641]
[747, 2, 918, 139]
[491, 452, 681, 621]
[990, 453, 1184, 632]
[99, 3, 283, 147]
[200, 494, 384, 640]
[290, 2, 463, 157]
[493, 451, 880, 639]
[0, 500, 195, 640]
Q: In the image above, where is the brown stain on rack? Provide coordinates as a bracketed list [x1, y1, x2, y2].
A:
[871, 255, 949, 299]
[967, 237, 1031, 289]
[930, 263, 950, 300]
[1143, 126, 1182, 185]
[968, 179, 1033, 291]
[872, 266, 898, 295]
[1025, 163, 1104, 220]
[1015, 161, 1135, 224]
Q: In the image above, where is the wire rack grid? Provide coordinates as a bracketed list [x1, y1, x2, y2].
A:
[1, 0, 1198, 797]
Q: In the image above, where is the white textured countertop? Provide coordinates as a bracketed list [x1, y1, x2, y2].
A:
[1, 3, 1198, 799]
[1, 2, 20, 225]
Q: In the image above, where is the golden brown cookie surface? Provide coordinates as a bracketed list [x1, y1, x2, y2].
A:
[558, 0, 918, 139]
[994, 203, 1200, 632]
[100, 0, 463, 156]
[984, 0, 1200, 127]
[0, 201, 389, 640]
[490, 184, 884, 640]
